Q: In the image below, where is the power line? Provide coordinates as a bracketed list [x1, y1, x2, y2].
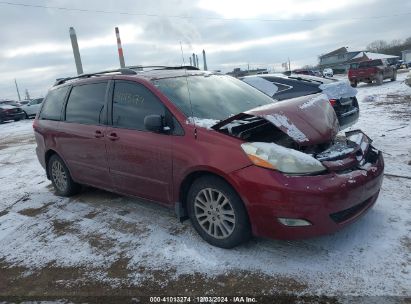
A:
[1, 1, 411, 22]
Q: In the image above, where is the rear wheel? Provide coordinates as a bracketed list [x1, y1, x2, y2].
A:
[23, 111, 29, 119]
[350, 80, 357, 87]
[48, 154, 81, 196]
[187, 175, 251, 248]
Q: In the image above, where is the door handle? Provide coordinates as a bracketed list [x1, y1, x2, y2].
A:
[107, 132, 119, 141]
[94, 130, 104, 138]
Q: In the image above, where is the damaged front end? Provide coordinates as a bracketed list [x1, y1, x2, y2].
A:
[212, 94, 380, 175]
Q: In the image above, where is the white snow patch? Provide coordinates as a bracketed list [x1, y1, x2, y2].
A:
[299, 94, 326, 109]
[186, 117, 219, 129]
[319, 80, 357, 99]
[263, 113, 309, 142]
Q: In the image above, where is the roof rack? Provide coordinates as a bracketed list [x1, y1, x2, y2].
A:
[54, 65, 200, 86]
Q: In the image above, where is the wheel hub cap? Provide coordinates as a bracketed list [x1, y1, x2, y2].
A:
[194, 188, 236, 239]
[51, 160, 67, 191]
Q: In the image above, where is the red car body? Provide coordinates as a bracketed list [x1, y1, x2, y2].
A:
[33, 69, 384, 243]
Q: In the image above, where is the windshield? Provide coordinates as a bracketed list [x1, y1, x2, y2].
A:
[153, 74, 275, 120]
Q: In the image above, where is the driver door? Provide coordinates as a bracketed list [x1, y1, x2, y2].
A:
[105, 80, 173, 204]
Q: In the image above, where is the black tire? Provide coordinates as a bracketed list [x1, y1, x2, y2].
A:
[14, 118, 20, 122]
[391, 71, 397, 81]
[350, 80, 357, 88]
[48, 154, 81, 197]
[187, 175, 251, 248]
[23, 111, 29, 119]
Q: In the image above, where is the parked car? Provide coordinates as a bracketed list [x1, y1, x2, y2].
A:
[348, 59, 397, 87]
[0, 103, 26, 123]
[293, 69, 316, 76]
[0, 100, 22, 107]
[241, 74, 359, 129]
[33, 67, 384, 248]
[322, 68, 333, 77]
[21, 97, 44, 118]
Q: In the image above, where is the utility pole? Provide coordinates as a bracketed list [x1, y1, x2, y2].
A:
[25, 89, 30, 100]
[192, 53, 196, 67]
[202, 49, 208, 71]
[196, 54, 199, 69]
[189, 57, 192, 66]
[115, 27, 126, 68]
[14, 79, 21, 101]
[69, 27, 84, 75]
[288, 58, 291, 71]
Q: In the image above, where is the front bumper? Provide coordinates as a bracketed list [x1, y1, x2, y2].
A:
[230, 151, 384, 240]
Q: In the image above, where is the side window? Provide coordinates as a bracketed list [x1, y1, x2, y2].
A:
[112, 81, 165, 131]
[65, 82, 107, 125]
[39, 86, 69, 121]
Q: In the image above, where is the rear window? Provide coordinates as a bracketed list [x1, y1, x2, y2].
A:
[65, 82, 107, 125]
[359, 60, 383, 68]
[39, 86, 69, 121]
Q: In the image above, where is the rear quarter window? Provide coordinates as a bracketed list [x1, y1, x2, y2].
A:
[39, 86, 69, 120]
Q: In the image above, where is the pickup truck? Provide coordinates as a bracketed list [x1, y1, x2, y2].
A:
[348, 59, 397, 87]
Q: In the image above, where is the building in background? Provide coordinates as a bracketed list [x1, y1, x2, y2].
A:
[318, 47, 362, 74]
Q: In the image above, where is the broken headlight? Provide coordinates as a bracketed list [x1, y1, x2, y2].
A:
[241, 142, 326, 174]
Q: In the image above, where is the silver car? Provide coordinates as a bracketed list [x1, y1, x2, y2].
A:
[21, 98, 43, 118]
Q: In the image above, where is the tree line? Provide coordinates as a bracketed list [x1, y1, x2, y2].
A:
[366, 37, 411, 57]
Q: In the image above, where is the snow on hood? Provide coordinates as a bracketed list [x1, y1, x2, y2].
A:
[263, 113, 309, 143]
[245, 94, 339, 145]
[319, 80, 357, 99]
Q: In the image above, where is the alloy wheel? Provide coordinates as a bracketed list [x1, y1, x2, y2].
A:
[51, 160, 67, 192]
[194, 188, 236, 239]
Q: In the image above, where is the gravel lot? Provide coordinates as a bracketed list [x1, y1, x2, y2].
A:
[0, 74, 410, 302]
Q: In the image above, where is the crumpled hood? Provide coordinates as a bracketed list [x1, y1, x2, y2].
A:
[213, 93, 339, 146]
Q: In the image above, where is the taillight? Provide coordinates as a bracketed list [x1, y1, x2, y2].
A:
[329, 99, 337, 107]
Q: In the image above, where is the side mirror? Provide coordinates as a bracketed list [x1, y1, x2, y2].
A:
[144, 114, 163, 133]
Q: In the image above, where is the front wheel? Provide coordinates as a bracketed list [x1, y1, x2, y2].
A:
[187, 176, 251, 248]
[48, 154, 81, 196]
[350, 80, 357, 87]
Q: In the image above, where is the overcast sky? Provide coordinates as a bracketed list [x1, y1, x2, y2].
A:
[1, 0, 410, 99]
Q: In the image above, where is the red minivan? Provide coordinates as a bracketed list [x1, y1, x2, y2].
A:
[33, 67, 384, 248]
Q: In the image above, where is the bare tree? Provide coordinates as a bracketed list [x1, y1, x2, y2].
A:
[366, 40, 388, 52]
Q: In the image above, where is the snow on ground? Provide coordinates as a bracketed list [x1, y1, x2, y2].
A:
[0, 74, 410, 296]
